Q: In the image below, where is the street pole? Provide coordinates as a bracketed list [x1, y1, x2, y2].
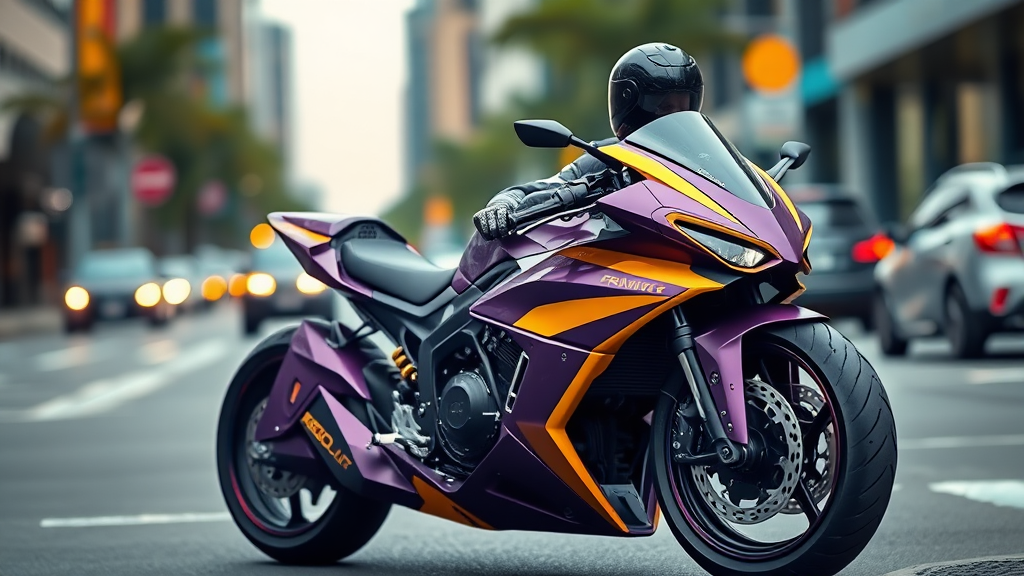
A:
[67, 0, 91, 270]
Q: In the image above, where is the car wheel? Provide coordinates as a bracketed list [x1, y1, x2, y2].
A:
[244, 314, 261, 336]
[945, 283, 987, 359]
[875, 291, 907, 356]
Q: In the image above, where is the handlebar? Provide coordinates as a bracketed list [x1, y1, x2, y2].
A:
[509, 181, 598, 231]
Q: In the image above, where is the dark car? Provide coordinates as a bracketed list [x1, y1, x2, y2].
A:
[242, 240, 334, 335]
[874, 163, 1024, 358]
[789, 185, 891, 329]
[63, 248, 175, 332]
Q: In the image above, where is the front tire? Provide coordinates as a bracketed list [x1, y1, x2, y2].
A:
[653, 321, 897, 576]
[216, 326, 390, 564]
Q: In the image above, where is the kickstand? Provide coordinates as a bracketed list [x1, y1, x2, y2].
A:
[327, 320, 376, 349]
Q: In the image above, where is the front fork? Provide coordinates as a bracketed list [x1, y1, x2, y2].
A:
[669, 307, 742, 466]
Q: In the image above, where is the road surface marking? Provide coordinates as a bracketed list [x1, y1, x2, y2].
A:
[140, 339, 179, 365]
[901, 434, 1024, 450]
[33, 343, 116, 372]
[930, 480, 1024, 510]
[967, 367, 1023, 386]
[1, 340, 227, 422]
[41, 512, 230, 528]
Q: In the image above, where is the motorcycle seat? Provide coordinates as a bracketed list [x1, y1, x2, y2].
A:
[340, 239, 457, 305]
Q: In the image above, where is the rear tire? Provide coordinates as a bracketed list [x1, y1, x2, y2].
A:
[216, 327, 390, 564]
[945, 283, 987, 359]
[653, 321, 897, 576]
[874, 291, 907, 356]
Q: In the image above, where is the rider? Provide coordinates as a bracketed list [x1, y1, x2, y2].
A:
[473, 42, 705, 240]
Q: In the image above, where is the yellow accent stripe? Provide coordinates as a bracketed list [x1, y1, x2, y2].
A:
[518, 353, 628, 532]
[514, 294, 665, 337]
[412, 476, 493, 529]
[269, 219, 331, 245]
[599, 144, 739, 224]
[750, 162, 803, 232]
[562, 247, 723, 290]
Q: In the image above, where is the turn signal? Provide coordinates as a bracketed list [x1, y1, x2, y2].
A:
[851, 233, 895, 263]
[135, 282, 162, 307]
[201, 275, 227, 301]
[228, 273, 247, 298]
[64, 286, 90, 311]
[162, 278, 191, 305]
[296, 272, 326, 295]
[973, 223, 1024, 254]
[246, 273, 276, 297]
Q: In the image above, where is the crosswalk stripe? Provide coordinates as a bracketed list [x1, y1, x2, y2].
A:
[930, 481, 1024, 510]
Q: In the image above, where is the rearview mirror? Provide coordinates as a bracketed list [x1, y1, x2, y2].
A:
[513, 119, 573, 148]
[780, 141, 811, 169]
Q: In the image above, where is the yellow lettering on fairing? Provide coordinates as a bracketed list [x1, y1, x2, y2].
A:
[302, 411, 353, 470]
[599, 274, 666, 295]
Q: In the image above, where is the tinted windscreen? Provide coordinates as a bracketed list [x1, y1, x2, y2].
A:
[624, 111, 771, 208]
[252, 241, 300, 272]
[997, 184, 1024, 214]
[78, 250, 154, 280]
[798, 200, 867, 229]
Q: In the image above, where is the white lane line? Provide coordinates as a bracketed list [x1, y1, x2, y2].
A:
[33, 343, 117, 372]
[930, 480, 1024, 510]
[1, 340, 227, 422]
[901, 434, 1024, 450]
[967, 367, 1023, 386]
[41, 512, 230, 528]
[140, 339, 179, 365]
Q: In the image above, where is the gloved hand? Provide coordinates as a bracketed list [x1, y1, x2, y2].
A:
[473, 201, 516, 240]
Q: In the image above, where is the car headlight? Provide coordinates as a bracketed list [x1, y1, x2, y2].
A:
[677, 224, 767, 269]
[162, 278, 191, 305]
[135, 282, 162, 307]
[296, 272, 326, 295]
[246, 273, 276, 297]
[64, 286, 90, 311]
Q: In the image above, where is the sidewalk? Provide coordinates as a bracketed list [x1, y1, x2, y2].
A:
[0, 306, 61, 341]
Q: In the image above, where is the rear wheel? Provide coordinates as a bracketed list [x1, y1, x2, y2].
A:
[216, 327, 390, 564]
[874, 291, 907, 356]
[653, 321, 897, 576]
[945, 283, 987, 359]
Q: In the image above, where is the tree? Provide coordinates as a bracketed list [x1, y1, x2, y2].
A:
[384, 0, 735, 242]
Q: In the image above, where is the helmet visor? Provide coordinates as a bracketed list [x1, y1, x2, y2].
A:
[640, 91, 698, 118]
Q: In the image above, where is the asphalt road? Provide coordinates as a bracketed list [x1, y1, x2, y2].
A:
[1, 305, 1022, 576]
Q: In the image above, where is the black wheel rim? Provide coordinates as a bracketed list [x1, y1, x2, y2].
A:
[228, 360, 337, 537]
[666, 338, 841, 560]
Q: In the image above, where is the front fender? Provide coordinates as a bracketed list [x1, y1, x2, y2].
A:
[693, 305, 825, 444]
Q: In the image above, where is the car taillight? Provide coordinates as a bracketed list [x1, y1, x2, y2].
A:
[851, 233, 895, 263]
[973, 223, 1024, 254]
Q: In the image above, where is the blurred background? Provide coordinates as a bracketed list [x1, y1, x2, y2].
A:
[3, 0, 1024, 323]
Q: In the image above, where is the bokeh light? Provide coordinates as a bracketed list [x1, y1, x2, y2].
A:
[64, 286, 90, 311]
[134, 283, 162, 307]
[201, 275, 228, 301]
[295, 272, 326, 295]
[250, 223, 276, 249]
[162, 278, 192, 305]
[246, 273, 276, 296]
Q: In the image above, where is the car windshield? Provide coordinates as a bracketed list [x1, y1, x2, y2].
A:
[160, 257, 196, 278]
[798, 200, 868, 229]
[77, 250, 155, 280]
[252, 240, 300, 272]
[624, 111, 772, 208]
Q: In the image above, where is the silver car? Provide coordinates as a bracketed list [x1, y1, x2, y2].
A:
[874, 163, 1024, 358]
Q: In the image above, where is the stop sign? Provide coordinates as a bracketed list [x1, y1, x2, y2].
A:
[132, 156, 176, 206]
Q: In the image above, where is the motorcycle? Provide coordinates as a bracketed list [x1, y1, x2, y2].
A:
[216, 110, 896, 576]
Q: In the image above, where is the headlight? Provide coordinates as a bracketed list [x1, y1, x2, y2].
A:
[135, 282, 162, 307]
[201, 275, 228, 301]
[162, 278, 191, 305]
[246, 273, 276, 297]
[296, 272, 326, 295]
[64, 286, 90, 311]
[677, 224, 767, 269]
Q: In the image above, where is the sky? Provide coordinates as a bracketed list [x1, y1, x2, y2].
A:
[259, 0, 414, 216]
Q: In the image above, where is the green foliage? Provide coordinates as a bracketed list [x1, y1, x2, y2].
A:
[387, 0, 736, 242]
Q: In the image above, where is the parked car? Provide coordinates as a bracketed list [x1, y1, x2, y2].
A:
[63, 248, 175, 332]
[788, 184, 891, 330]
[241, 240, 334, 335]
[874, 163, 1024, 357]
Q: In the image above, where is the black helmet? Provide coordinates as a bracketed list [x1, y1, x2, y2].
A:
[608, 43, 704, 139]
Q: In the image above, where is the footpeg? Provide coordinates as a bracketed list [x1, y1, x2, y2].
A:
[368, 432, 429, 452]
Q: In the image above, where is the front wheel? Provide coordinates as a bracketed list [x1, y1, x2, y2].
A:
[216, 326, 390, 564]
[652, 321, 896, 576]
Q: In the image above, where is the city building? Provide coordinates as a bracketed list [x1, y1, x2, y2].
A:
[404, 0, 480, 190]
[247, 20, 293, 184]
[0, 0, 70, 309]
